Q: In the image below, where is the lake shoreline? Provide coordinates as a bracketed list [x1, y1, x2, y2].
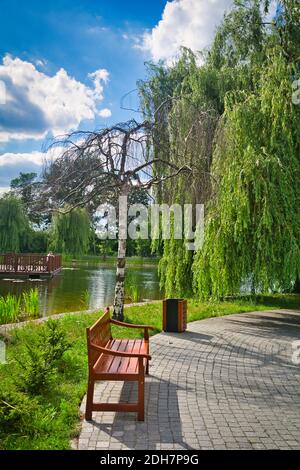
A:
[0, 299, 162, 334]
[0, 263, 162, 321]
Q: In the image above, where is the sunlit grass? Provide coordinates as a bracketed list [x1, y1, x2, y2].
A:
[0, 294, 21, 324]
[22, 288, 39, 318]
[0, 288, 40, 325]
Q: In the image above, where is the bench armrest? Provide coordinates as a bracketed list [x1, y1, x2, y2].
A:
[110, 319, 154, 339]
[90, 342, 151, 360]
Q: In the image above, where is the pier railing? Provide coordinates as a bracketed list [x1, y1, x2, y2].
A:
[0, 253, 62, 276]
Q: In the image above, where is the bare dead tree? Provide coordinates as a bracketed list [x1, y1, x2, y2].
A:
[38, 119, 192, 320]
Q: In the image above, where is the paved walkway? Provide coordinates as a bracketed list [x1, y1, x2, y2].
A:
[78, 310, 300, 450]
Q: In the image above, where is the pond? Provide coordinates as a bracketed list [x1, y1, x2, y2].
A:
[0, 264, 162, 317]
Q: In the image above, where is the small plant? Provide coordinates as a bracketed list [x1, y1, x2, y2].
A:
[22, 288, 39, 318]
[42, 319, 71, 363]
[15, 319, 71, 395]
[80, 289, 91, 309]
[0, 294, 21, 324]
[128, 285, 139, 302]
[125, 273, 140, 303]
[16, 342, 55, 395]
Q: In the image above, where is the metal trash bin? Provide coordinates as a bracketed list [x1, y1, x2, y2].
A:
[163, 299, 187, 333]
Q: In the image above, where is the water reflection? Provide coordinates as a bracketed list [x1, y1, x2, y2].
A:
[0, 265, 162, 316]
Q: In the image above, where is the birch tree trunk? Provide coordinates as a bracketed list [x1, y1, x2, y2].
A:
[113, 192, 128, 321]
[113, 237, 127, 321]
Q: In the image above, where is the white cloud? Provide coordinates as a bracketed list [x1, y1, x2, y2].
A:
[35, 58, 47, 68]
[98, 108, 112, 118]
[141, 0, 233, 63]
[0, 55, 112, 142]
[0, 146, 64, 189]
[0, 151, 45, 167]
[0, 150, 45, 189]
[88, 68, 110, 102]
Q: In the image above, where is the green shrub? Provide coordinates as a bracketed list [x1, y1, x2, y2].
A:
[16, 343, 55, 395]
[42, 319, 71, 363]
[15, 320, 70, 395]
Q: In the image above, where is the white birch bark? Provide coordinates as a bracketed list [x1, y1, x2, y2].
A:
[113, 192, 128, 320]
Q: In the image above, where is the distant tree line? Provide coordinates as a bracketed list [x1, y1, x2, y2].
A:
[0, 176, 155, 258]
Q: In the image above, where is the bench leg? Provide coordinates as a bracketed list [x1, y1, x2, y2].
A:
[138, 376, 145, 421]
[85, 378, 95, 421]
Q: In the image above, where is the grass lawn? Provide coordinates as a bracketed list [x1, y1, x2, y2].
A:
[0, 294, 300, 450]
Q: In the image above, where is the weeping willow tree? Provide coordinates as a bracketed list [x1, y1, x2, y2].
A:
[139, 0, 300, 298]
[50, 208, 91, 256]
[193, 50, 300, 298]
[0, 195, 29, 252]
[157, 98, 219, 297]
[138, 50, 221, 297]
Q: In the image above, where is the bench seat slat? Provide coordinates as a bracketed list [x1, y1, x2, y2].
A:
[117, 340, 143, 374]
[93, 339, 122, 373]
[93, 338, 148, 376]
[119, 339, 139, 374]
[106, 339, 130, 375]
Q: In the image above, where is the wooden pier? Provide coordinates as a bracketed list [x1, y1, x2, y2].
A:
[0, 253, 62, 278]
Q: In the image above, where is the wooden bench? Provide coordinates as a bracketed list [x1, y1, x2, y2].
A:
[86, 308, 153, 421]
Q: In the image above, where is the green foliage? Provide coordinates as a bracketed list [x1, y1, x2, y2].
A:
[22, 288, 39, 317]
[16, 319, 70, 395]
[159, 238, 194, 298]
[138, 1, 300, 299]
[80, 289, 91, 309]
[277, 1, 300, 62]
[0, 289, 40, 325]
[139, 50, 221, 297]
[125, 272, 140, 302]
[193, 52, 300, 299]
[50, 207, 91, 256]
[0, 195, 29, 252]
[16, 342, 55, 395]
[23, 230, 49, 253]
[10, 172, 43, 226]
[40, 319, 71, 364]
[0, 390, 39, 438]
[0, 294, 21, 324]
[208, 0, 266, 70]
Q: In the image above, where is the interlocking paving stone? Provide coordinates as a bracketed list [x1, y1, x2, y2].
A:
[78, 309, 300, 450]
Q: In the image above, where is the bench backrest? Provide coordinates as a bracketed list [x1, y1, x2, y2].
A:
[87, 309, 112, 368]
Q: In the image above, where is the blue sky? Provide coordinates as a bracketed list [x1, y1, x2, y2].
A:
[0, 0, 277, 191]
[0, 0, 166, 140]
